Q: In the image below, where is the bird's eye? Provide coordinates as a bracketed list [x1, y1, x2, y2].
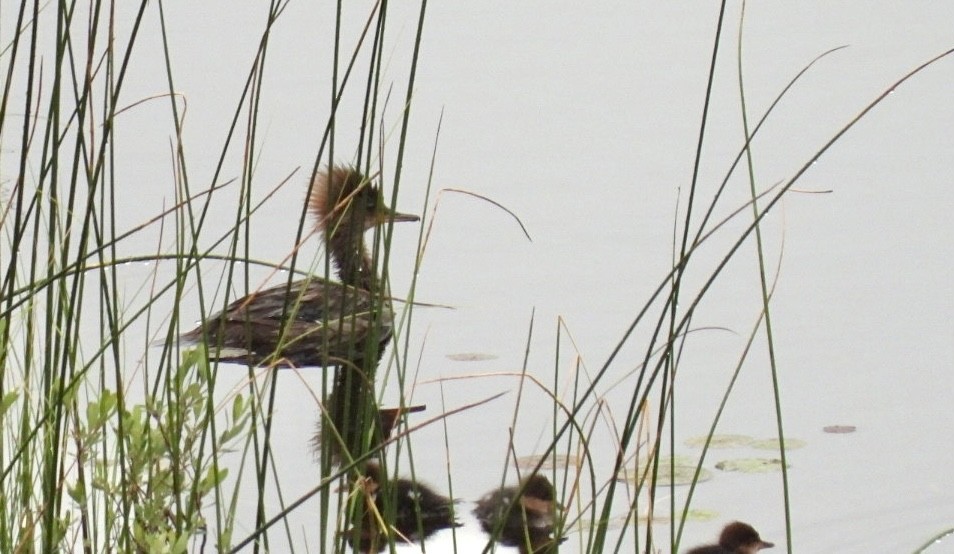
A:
[365, 190, 378, 210]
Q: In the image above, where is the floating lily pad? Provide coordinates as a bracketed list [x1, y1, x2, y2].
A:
[715, 458, 788, 473]
[683, 509, 719, 522]
[575, 517, 623, 532]
[823, 425, 856, 434]
[656, 464, 713, 486]
[445, 352, 497, 362]
[517, 454, 580, 470]
[684, 434, 754, 449]
[653, 454, 695, 467]
[617, 456, 712, 487]
[750, 438, 806, 451]
[576, 508, 718, 531]
[648, 508, 719, 523]
[575, 515, 634, 532]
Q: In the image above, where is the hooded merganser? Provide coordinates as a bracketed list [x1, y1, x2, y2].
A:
[345, 463, 460, 552]
[473, 474, 563, 554]
[181, 166, 419, 464]
[180, 165, 419, 368]
[685, 521, 774, 554]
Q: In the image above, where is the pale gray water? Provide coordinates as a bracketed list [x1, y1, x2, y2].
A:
[2, 2, 952, 553]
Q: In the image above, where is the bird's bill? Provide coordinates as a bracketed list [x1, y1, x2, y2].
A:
[379, 404, 427, 437]
[379, 404, 426, 416]
[380, 209, 420, 224]
[759, 540, 775, 549]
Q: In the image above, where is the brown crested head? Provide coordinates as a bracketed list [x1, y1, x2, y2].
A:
[719, 521, 774, 552]
[517, 474, 560, 520]
[308, 165, 418, 236]
[520, 474, 556, 502]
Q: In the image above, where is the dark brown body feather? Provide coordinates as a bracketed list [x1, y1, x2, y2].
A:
[180, 276, 393, 369]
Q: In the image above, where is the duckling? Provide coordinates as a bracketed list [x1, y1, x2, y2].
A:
[474, 474, 563, 554]
[685, 521, 774, 554]
[345, 463, 460, 552]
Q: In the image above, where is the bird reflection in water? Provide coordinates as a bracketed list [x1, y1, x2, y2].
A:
[310, 404, 425, 465]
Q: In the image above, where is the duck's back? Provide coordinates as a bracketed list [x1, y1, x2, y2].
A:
[181, 277, 394, 368]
